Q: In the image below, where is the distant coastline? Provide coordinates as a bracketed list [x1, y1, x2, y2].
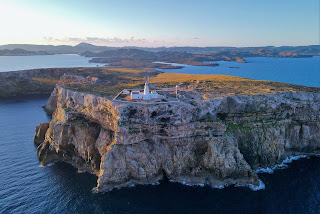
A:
[0, 43, 319, 60]
[0, 48, 52, 56]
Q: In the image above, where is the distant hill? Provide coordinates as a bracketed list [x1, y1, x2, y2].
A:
[148, 45, 320, 55]
[0, 43, 319, 55]
[0, 48, 51, 56]
[0, 43, 116, 54]
[78, 45, 320, 69]
[81, 48, 158, 59]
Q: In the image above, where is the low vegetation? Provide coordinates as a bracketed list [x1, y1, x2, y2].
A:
[32, 78, 59, 84]
[60, 68, 320, 99]
[151, 73, 320, 98]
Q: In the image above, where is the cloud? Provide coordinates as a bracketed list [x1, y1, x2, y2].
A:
[43, 36, 158, 47]
[192, 37, 200, 40]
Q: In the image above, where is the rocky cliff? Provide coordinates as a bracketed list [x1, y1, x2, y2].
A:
[0, 68, 82, 98]
[34, 86, 320, 192]
[0, 67, 160, 98]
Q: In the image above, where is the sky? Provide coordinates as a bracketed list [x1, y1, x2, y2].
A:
[0, 0, 319, 47]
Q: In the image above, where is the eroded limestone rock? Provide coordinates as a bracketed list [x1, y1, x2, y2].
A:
[34, 87, 320, 191]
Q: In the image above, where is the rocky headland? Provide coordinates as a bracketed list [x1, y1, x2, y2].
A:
[0, 69, 61, 98]
[0, 67, 160, 98]
[33, 72, 320, 192]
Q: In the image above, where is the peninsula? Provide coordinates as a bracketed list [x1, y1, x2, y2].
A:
[12, 67, 318, 192]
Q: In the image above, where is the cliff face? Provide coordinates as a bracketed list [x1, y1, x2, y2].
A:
[0, 69, 68, 98]
[34, 87, 320, 191]
[0, 68, 99, 98]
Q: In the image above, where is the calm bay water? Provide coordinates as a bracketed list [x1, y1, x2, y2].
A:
[1, 96, 320, 213]
[0, 54, 105, 72]
[0, 54, 319, 87]
[158, 56, 320, 87]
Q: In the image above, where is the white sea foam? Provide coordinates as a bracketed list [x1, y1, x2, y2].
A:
[169, 179, 226, 189]
[46, 162, 56, 167]
[164, 154, 318, 191]
[169, 180, 192, 187]
[212, 185, 225, 189]
[255, 155, 309, 174]
[248, 180, 265, 191]
[282, 155, 308, 164]
[39, 162, 56, 168]
[234, 179, 265, 191]
[255, 167, 274, 174]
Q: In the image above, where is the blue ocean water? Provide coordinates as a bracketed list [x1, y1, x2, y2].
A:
[0, 55, 319, 87]
[157, 56, 320, 87]
[1, 96, 320, 213]
[0, 54, 105, 72]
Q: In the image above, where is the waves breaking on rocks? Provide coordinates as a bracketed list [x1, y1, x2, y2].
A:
[255, 155, 310, 174]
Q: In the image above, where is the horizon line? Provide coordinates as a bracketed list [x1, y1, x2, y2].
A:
[0, 42, 319, 49]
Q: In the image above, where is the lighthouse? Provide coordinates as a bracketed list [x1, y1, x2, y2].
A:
[144, 71, 150, 95]
[130, 71, 159, 100]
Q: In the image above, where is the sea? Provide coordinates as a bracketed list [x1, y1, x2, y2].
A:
[157, 56, 320, 87]
[1, 55, 320, 213]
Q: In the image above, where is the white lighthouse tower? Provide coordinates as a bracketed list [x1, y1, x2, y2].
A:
[144, 71, 150, 96]
[130, 71, 159, 100]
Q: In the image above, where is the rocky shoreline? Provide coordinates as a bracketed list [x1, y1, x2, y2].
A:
[34, 85, 320, 192]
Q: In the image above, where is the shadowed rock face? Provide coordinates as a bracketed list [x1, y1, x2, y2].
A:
[34, 87, 320, 191]
[0, 69, 65, 98]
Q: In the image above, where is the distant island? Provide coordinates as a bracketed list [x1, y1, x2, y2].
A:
[0, 43, 319, 68]
[1, 43, 319, 55]
[80, 46, 319, 68]
[0, 48, 51, 56]
[82, 49, 220, 68]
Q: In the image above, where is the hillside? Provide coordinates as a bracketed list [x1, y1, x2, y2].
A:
[81, 46, 320, 68]
[0, 48, 51, 56]
[0, 43, 319, 55]
[1, 67, 320, 98]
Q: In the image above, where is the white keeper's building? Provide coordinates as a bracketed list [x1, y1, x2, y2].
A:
[130, 71, 159, 100]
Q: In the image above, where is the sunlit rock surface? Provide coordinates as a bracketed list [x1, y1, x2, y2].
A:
[34, 86, 320, 191]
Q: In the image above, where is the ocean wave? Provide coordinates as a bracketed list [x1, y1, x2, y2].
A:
[234, 179, 265, 191]
[38, 161, 57, 168]
[169, 179, 201, 187]
[169, 179, 263, 191]
[151, 181, 160, 186]
[248, 180, 266, 191]
[255, 155, 309, 174]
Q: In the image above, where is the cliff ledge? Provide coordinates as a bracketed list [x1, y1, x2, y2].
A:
[34, 83, 320, 191]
